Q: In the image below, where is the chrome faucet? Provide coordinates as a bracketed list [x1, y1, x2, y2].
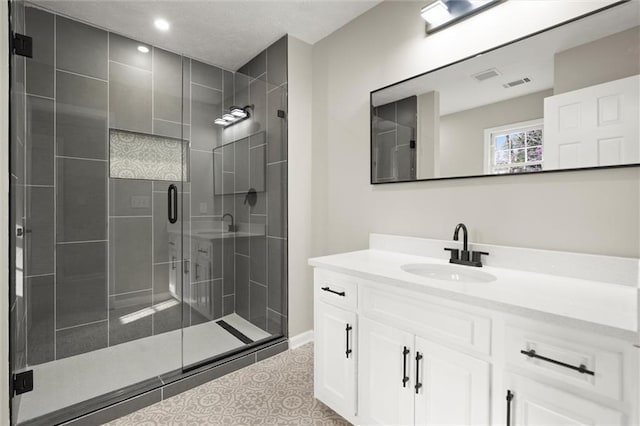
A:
[222, 213, 237, 232]
[444, 223, 489, 267]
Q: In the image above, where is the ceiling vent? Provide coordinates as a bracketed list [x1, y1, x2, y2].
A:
[503, 77, 532, 88]
[471, 68, 501, 82]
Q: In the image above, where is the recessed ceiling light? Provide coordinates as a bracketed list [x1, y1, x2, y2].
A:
[137, 45, 149, 53]
[154, 18, 170, 31]
[421, 0, 450, 26]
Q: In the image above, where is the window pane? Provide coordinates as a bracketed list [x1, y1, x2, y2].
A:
[527, 146, 543, 162]
[509, 132, 525, 148]
[525, 164, 543, 172]
[495, 150, 509, 165]
[495, 135, 508, 151]
[526, 129, 542, 147]
[511, 148, 525, 163]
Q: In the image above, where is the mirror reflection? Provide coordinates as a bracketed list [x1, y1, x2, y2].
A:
[371, 1, 639, 183]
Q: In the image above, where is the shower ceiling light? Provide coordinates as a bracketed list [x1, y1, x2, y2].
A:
[154, 18, 170, 31]
[137, 45, 149, 53]
[421, 0, 504, 35]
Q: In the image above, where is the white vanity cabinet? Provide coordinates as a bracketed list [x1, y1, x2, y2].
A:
[358, 317, 490, 425]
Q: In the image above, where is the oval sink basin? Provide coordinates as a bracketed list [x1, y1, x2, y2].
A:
[401, 263, 497, 283]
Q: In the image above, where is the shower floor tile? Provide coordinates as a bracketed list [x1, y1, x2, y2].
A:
[17, 314, 271, 424]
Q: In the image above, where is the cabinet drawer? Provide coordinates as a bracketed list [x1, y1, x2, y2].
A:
[505, 325, 624, 401]
[360, 285, 491, 355]
[314, 269, 358, 311]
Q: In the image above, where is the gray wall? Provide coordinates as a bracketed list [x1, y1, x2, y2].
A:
[554, 26, 640, 94]
[20, 6, 288, 365]
[310, 0, 639, 270]
[439, 89, 551, 177]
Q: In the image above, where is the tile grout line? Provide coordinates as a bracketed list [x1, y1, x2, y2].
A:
[107, 27, 111, 349]
[52, 11, 57, 361]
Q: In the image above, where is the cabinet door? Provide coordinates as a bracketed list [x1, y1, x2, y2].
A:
[505, 374, 624, 425]
[314, 301, 357, 420]
[414, 337, 491, 425]
[359, 317, 414, 425]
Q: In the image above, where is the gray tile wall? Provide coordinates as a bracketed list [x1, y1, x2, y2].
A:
[20, 7, 288, 368]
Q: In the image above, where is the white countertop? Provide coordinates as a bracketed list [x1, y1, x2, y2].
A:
[309, 248, 637, 336]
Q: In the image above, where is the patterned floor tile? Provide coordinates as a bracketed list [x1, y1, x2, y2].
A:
[106, 343, 350, 425]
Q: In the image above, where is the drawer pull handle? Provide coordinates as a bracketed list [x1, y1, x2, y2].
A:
[506, 390, 514, 426]
[402, 346, 410, 387]
[321, 286, 345, 297]
[414, 352, 423, 394]
[520, 349, 594, 376]
[345, 324, 353, 358]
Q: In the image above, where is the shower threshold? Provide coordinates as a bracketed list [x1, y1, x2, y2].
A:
[17, 314, 271, 424]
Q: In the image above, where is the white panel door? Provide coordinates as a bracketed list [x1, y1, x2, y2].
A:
[359, 317, 415, 425]
[505, 374, 624, 425]
[414, 337, 491, 425]
[544, 74, 639, 169]
[314, 301, 357, 420]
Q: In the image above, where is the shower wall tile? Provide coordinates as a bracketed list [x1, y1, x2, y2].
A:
[109, 292, 153, 346]
[153, 262, 187, 335]
[250, 144, 266, 192]
[109, 33, 152, 71]
[182, 58, 191, 124]
[26, 274, 55, 365]
[25, 7, 54, 97]
[238, 50, 266, 80]
[26, 95, 54, 185]
[154, 192, 189, 263]
[153, 120, 190, 140]
[56, 15, 108, 80]
[235, 254, 250, 320]
[266, 36, 287, 87]
[266, 309, 286, 335]
[109, 217, 152, 295]
[236, 234, 249, 257]
[109, 61, 152, 133]
[223, 237, 235, 295]
[191, 60, 222, 90]
[267, 85, 287, 163]
[11, 56, 26, 148]
[234, 195, 250, 231]
[56, 70, 108, 160]
[249, 78, 267, 134]
[267, 236, 286, 314]
[249, 282, 266, 329]
[266, 162, 287, 238]
[56, 241, 107, 329]
[191, 152, 214, 216]
[223, 295, 235, 316]
[153, 48, 183, 123]
[191, 84, 222, 150]
[26, 186, 54, 276]
[250, 234, 266, 285]
[234, 73, 249, 109]
[223, 70, 234, 109]
[234, 137, 249, 193]
[56, 158, 107, 242]
[56, 320, 108, 360]
[249, 131, 265, 148]
[109, 179, 152, 216]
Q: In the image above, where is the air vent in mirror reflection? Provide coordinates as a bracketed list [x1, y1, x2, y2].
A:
[503, 77, 532, 88]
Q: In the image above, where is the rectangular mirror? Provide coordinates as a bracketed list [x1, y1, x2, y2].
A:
[370, 1, 639, 183]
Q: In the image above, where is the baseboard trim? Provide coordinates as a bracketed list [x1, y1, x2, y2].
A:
[289, 330, 314, 349]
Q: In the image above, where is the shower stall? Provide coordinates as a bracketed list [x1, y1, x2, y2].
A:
[8, 1, 288, 424]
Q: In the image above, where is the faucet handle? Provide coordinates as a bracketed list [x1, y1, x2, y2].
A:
[444, 247, 459, 261]
[471, 251, 489, 265]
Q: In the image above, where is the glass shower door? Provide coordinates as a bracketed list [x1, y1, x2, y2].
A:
[8, 5, 188, 423]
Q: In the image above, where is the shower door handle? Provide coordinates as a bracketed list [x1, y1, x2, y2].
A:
[168, 184, 178, 224]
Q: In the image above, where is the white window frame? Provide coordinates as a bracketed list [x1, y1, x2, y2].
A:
[483, 119, 544, 174]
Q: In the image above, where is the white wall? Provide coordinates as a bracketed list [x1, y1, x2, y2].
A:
[311, 0, 639, 258]
[287, 36, 314, 337]
[1, 1, 10, 423]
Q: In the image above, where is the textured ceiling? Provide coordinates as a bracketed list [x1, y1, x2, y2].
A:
[30, 0, 381, 70]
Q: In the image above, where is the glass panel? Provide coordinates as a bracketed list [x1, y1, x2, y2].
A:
[181, 39, 288, 368]
[11, 6, 186, 424]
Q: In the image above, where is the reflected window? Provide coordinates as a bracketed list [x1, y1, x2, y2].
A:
[485, 120, 544, 174]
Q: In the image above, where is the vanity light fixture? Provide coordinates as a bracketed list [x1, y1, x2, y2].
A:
[214, 105, 252, 127]
[154, 18, 170, 31]
[421, 0, 504, 35]
[137, 45, 149, 53]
